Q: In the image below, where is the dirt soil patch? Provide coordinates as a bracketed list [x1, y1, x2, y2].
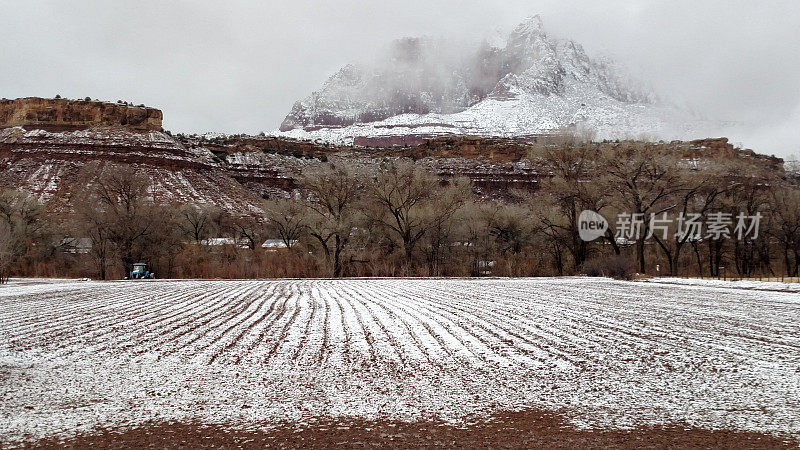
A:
[21, 410, 798, 449]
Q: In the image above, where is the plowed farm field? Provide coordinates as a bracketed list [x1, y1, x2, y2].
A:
[1, 277, 799, 446]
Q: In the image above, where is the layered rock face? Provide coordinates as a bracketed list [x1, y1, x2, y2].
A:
[0, 127, 263, 212]
[0, 97, 163, 132]
[0, 122, 785, 214]
[0, 96, 782, 214]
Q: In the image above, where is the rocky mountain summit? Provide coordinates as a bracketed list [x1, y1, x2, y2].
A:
[278, 16, 697, 146]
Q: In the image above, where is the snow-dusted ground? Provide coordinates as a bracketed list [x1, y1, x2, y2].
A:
[1, 277, 798, 444]
[643, 276, 800, 293]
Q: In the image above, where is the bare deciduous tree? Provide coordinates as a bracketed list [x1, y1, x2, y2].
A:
[233, 214, 270, 250]
[601, 142, 685, 274]
[0, 190, 49, 283]
[301, 164, 364, 277]
[75, 164, 165, 278]
[533, 144, 617, 270]
[770, 187, 800, 276]
[263, 197, 306, 249]
[0, 221, 15, 283]
[657, 165, 726, 276]
[179, 204, 221, 245]
[365, 161, 469, 274]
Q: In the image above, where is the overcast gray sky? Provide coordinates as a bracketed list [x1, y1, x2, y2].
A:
[2, 1, 799, 157]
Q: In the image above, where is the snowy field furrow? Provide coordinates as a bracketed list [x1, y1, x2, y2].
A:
[201, 283, 280, 365]
[1, 277, 799, 444]
[5, 286, 139, 338]
[261, 283, 305, 364]
[341, 283, 428, 364]
[162, 282, 263, 359]
[101, 284, 238, 356]
[376, 283, 499, 365]
[394, 281, 551, 365]
[336, 284, 403, 365]
[363, 282, 462, 364]
[54, 284, 220, 356]
[411, 281, 579, 365]
[235, 286, 293, 364]
[495, 282, 728, 363]
[216, 285, 285, 364]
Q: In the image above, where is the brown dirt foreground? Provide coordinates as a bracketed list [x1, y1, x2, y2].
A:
[19, 410, 799, 450]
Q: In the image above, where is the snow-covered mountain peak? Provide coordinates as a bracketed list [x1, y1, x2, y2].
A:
[514, 15, 545, 36]
[276, 16, 708, 145]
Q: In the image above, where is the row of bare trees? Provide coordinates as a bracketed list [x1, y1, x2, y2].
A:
[257, 145, 800, 279]
[530, 141, 800, 278]
[1, 140, 799, 281]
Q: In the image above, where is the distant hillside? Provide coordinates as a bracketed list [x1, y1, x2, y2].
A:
[0, 97, 786, 215]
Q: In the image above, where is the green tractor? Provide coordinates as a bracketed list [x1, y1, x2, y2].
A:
[129, 263, 154, 280]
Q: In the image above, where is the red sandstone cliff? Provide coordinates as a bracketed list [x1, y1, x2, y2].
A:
[0, 97, 162, 132]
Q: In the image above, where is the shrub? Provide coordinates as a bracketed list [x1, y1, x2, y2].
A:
[582, 256, 636, 280]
